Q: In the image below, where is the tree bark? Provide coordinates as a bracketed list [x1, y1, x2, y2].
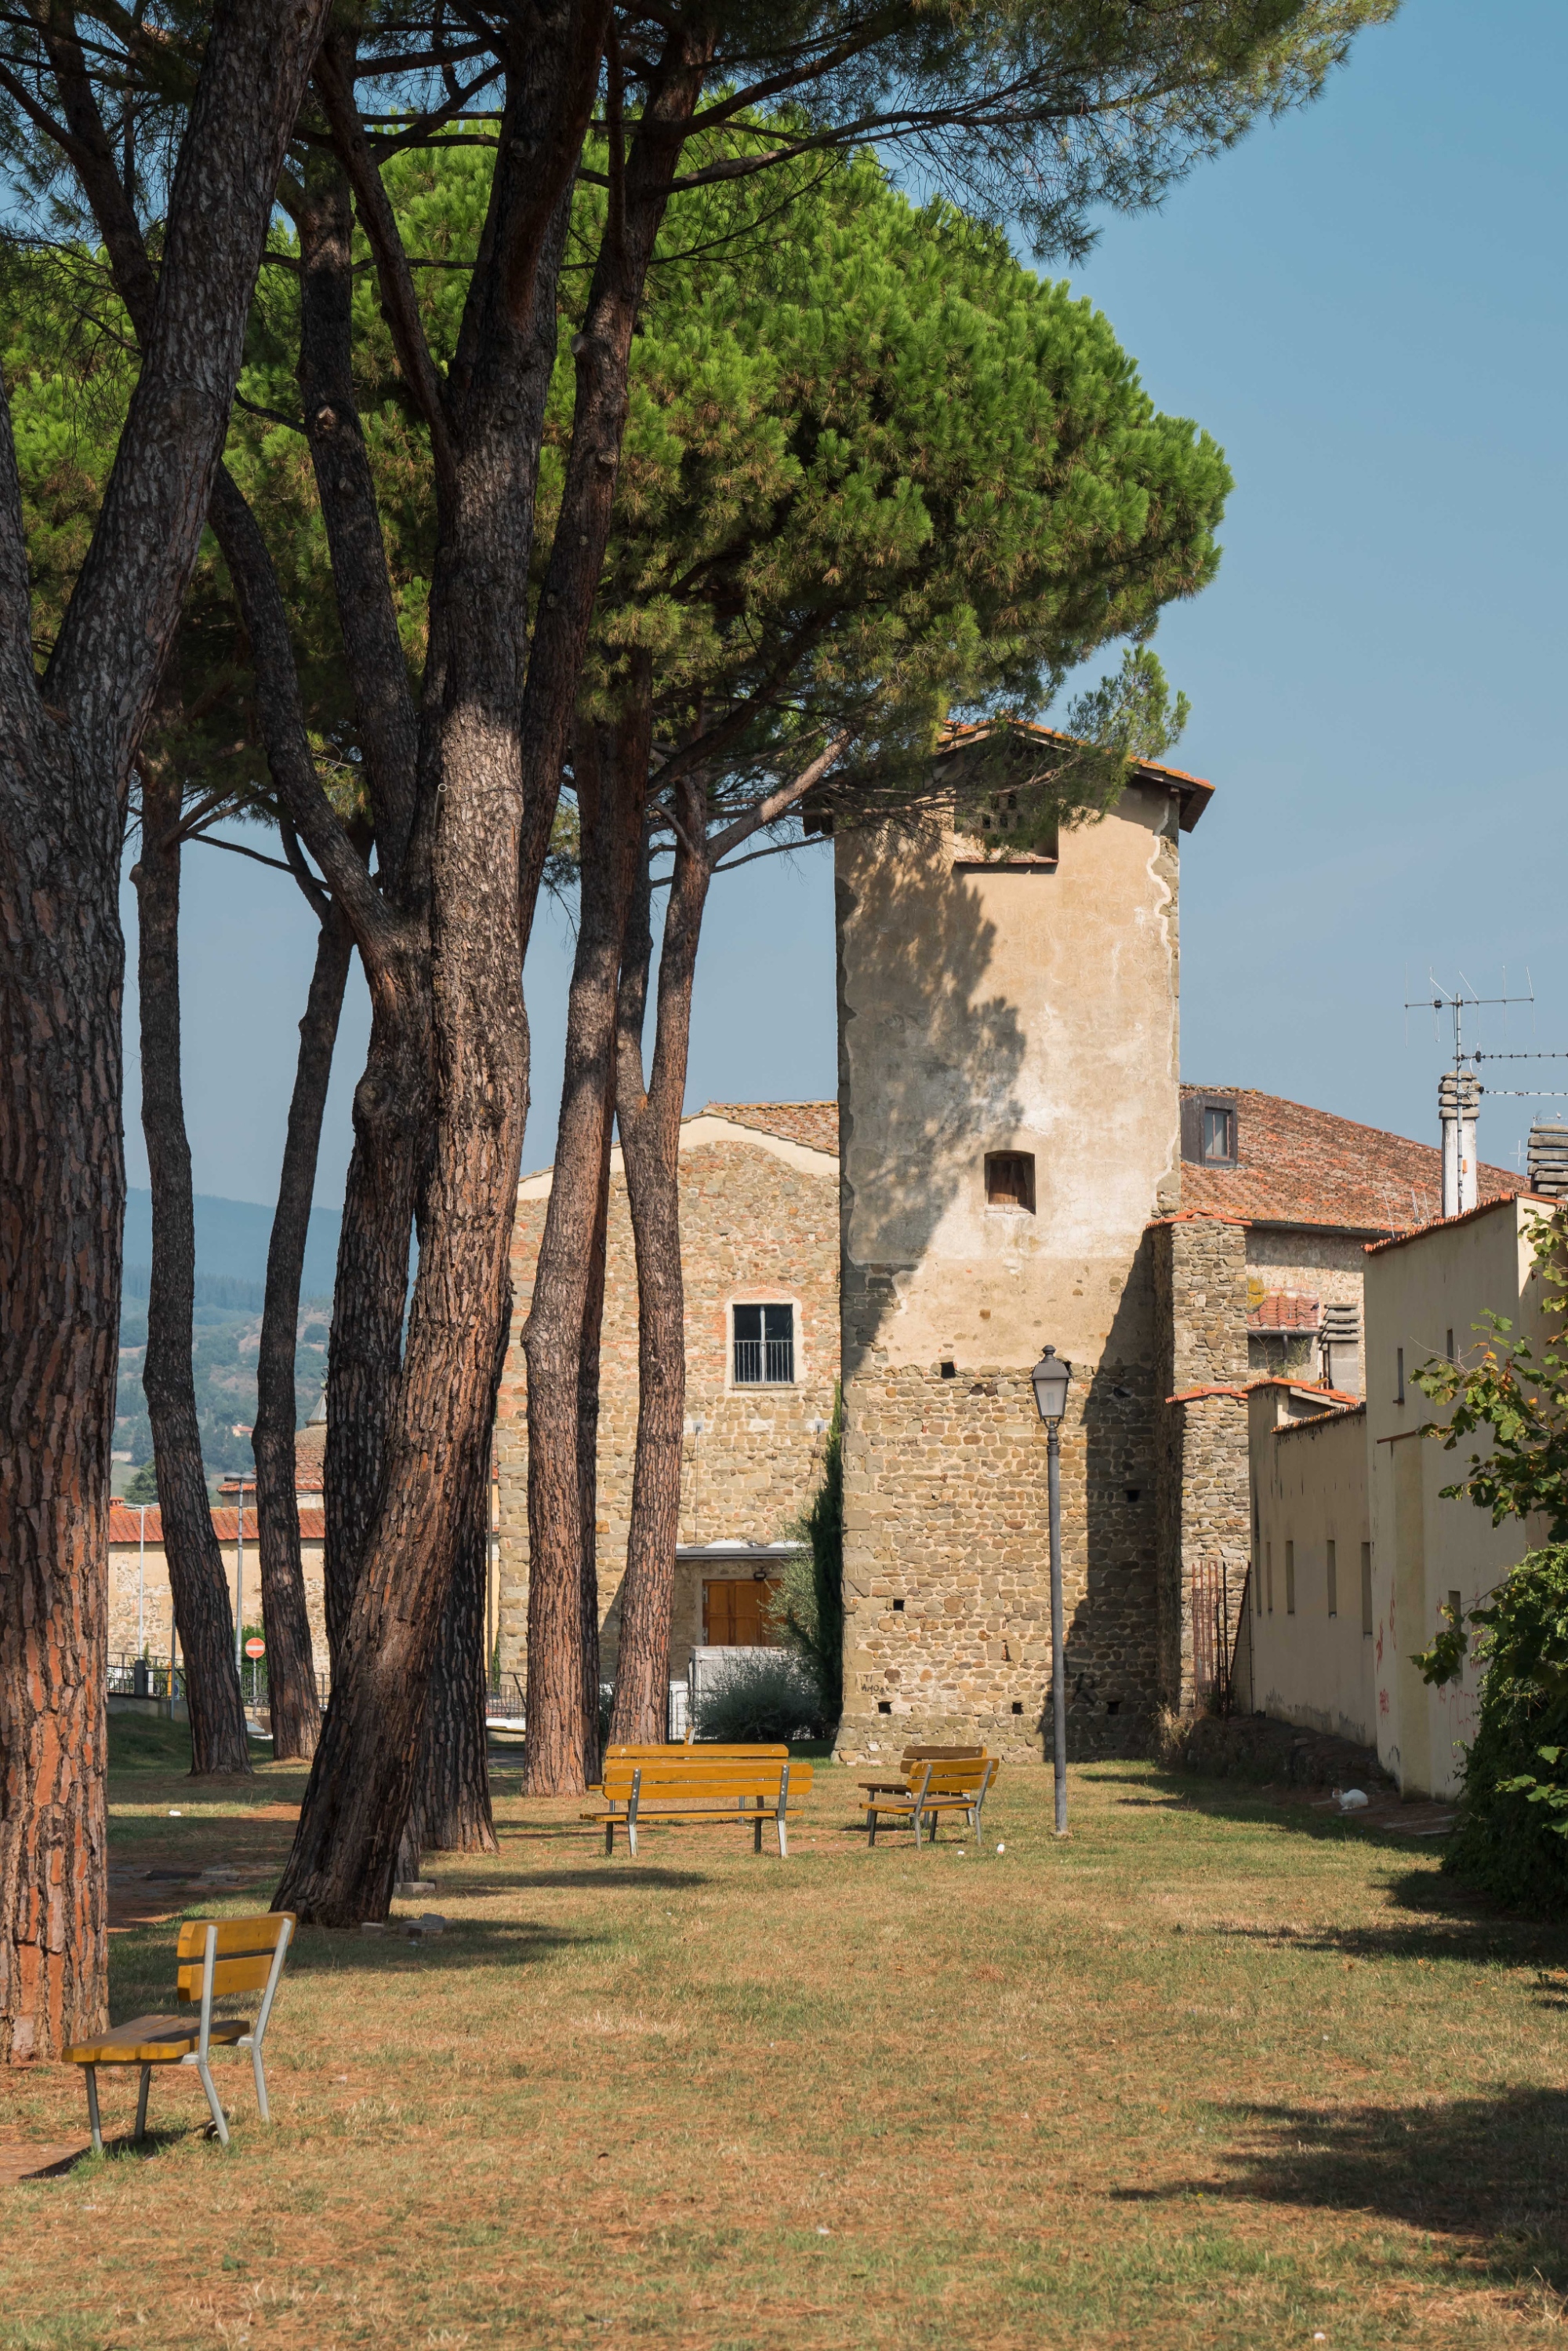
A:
[399, 1426, 500, 1870]
[253, 885, 350, 1762]
[609, 779, 713, 1745]
[274, 16, 606, 1921]
[0, 393, 114, 2062]
[523, 707, 646, 1794]
[132, 764, 251, 1776]
[0, 0, 332, 2060]
[578, 1099, 614, 1782]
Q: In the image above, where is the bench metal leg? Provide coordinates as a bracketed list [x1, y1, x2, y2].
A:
[84, 2066, 103, 2156]
[754, 1805, 764, 1855]
[776, 1814, 789, 1859]
[195, 2055, 229, 2148]
[134, 2064, 151, 2141]
[604, 1818, 615, 1855]
[867, 1808, 878, 1847]
[251, 2042, 270, 2124]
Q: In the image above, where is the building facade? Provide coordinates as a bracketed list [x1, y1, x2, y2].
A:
[493, 1106, 840, 1685]
[833, 739, 1207, 1762]
[1243, 1190, 1552, 1796]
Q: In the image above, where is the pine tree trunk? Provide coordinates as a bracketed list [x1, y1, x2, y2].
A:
[578, 1104, 613, 1781]
[399, 1431, 499, 1870]
[0, 0, 333, 2057]
[523, 710, 644, 1795]
[271, 110, 593, 1924]
[0, 713, 115, 2063]
[320, 992, 428, 1670]
[134, 769, 251, 1775]
[253, 897, 350, 1761]
[609, 783, 712, 1745]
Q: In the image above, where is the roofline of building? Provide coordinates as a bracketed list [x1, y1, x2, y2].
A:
[1274, 1401, 1367, 1437]
[933, 718, 1214, 831]
[521, 1105, 839, 1194]
[1166, 1378, 1360, 1408]
[1363, 1189, 1558, 1256]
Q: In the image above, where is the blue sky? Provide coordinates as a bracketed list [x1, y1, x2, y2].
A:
[124, 0, 1568, 1205]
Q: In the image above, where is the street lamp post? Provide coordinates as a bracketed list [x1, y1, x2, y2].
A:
[1030, 1345, 1072, 1836]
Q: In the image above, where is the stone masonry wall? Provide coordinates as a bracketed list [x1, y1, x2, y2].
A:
[837, 1259, 1162, 1768]
[1154, 1216, 1252, 1710]
[494, 1139, 839, 1680]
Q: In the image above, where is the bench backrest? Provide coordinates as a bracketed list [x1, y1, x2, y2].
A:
[902, 1744, 985, 1764]
[605, 1744, 789, 1761]
[602, 1755, 813, 1802]
[176, 1913, 294, 2004]
[913, 1757, 998, 1799]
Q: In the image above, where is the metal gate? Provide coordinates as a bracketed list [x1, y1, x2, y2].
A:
[1190, 1557, 1233, 1712]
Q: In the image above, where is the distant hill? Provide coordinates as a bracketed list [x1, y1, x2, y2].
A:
[123, 1189, 342, 1299]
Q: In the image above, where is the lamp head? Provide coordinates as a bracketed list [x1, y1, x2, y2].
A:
[1030, 1344, 1072, 1425]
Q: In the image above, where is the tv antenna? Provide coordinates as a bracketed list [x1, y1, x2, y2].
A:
[1403, 969, 1568, 1215]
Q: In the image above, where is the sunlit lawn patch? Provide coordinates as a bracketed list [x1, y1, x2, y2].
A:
[2, 1724, 1566, 2348]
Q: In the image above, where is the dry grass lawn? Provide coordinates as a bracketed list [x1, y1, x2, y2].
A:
[2, 1716, 1567, 2349]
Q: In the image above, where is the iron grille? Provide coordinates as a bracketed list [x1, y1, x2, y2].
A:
[733, 1303, 794, 1385]
[1190, 1557, 1236, 1712]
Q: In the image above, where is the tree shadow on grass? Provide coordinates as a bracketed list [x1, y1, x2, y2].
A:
[1086, 1764, 1450, 1859]
[422, 1867, 712, 1894]
[1121, 2086, 1568, 2297]
[1200, 1882, 1568, 1990]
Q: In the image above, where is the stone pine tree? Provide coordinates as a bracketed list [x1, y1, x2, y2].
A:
[0, 0, 1399, 1955]
[0, 0, 334, 2063]
[559, 158, 1230, 1753]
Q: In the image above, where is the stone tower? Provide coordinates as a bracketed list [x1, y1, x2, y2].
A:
[833, 730, 1212, 1762]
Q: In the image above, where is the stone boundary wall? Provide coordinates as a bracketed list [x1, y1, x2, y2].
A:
[837, 1314, 1161, 1765]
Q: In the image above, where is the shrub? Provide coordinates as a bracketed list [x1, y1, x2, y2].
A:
[1441, 1544, 1568, 1917]
[766, 1384, 844, 1728]
[693, 1650, 825, 1744]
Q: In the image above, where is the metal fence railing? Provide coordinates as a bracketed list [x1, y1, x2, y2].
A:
[485, 1673, 527, 1724]
[107, 1653, 183, 1701]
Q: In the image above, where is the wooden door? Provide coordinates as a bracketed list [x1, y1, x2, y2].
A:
[702, 1578, 782, 1646]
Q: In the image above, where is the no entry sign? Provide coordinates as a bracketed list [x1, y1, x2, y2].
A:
[244, 1637, 266, 1659]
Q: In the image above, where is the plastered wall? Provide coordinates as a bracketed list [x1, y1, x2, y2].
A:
[834, 783, 1184, 1761]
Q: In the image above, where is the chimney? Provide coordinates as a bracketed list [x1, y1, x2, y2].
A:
[1527, 1120, 1568, 1201]
[1439, 1070, 1480, 1219]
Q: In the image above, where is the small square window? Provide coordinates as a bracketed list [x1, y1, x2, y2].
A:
[877, 1700, 892, 1715]
[733, 1303, 794, 1385]
[985, 1152, 1035, 1212]
[1202, 1105, 1236, 1162]
[1011, 1701, 1024, 1716]
[892, 1597, 906, 1613]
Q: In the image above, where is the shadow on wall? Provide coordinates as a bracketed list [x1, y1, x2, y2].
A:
[836, 818, 1027, 1365]
[1069, 1244, 1161, 1754]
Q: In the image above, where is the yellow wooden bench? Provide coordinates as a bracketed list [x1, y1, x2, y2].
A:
[590, 1750, 811, 1857]
[64, 1912, 295, 2152]
[859, 1755, 999, 1848]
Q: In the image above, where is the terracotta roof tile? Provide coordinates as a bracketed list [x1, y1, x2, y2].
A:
[108, 1503, 325, 1543]
[1180, 1085, 1523, 1233]
[1363, 1188, 1557, 1255]
[699, 1101, 839, 1156]
[1247, 1290, 1320, 1333]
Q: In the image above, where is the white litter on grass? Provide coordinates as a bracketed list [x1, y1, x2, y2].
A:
[996, 1844, 1005, 1855]
[817, 2226, 830, 2237]
[1336, 1789, 1369, 1812]
[168, 1809, 181, 1818]
[1314, 2334, 1327, 2342]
